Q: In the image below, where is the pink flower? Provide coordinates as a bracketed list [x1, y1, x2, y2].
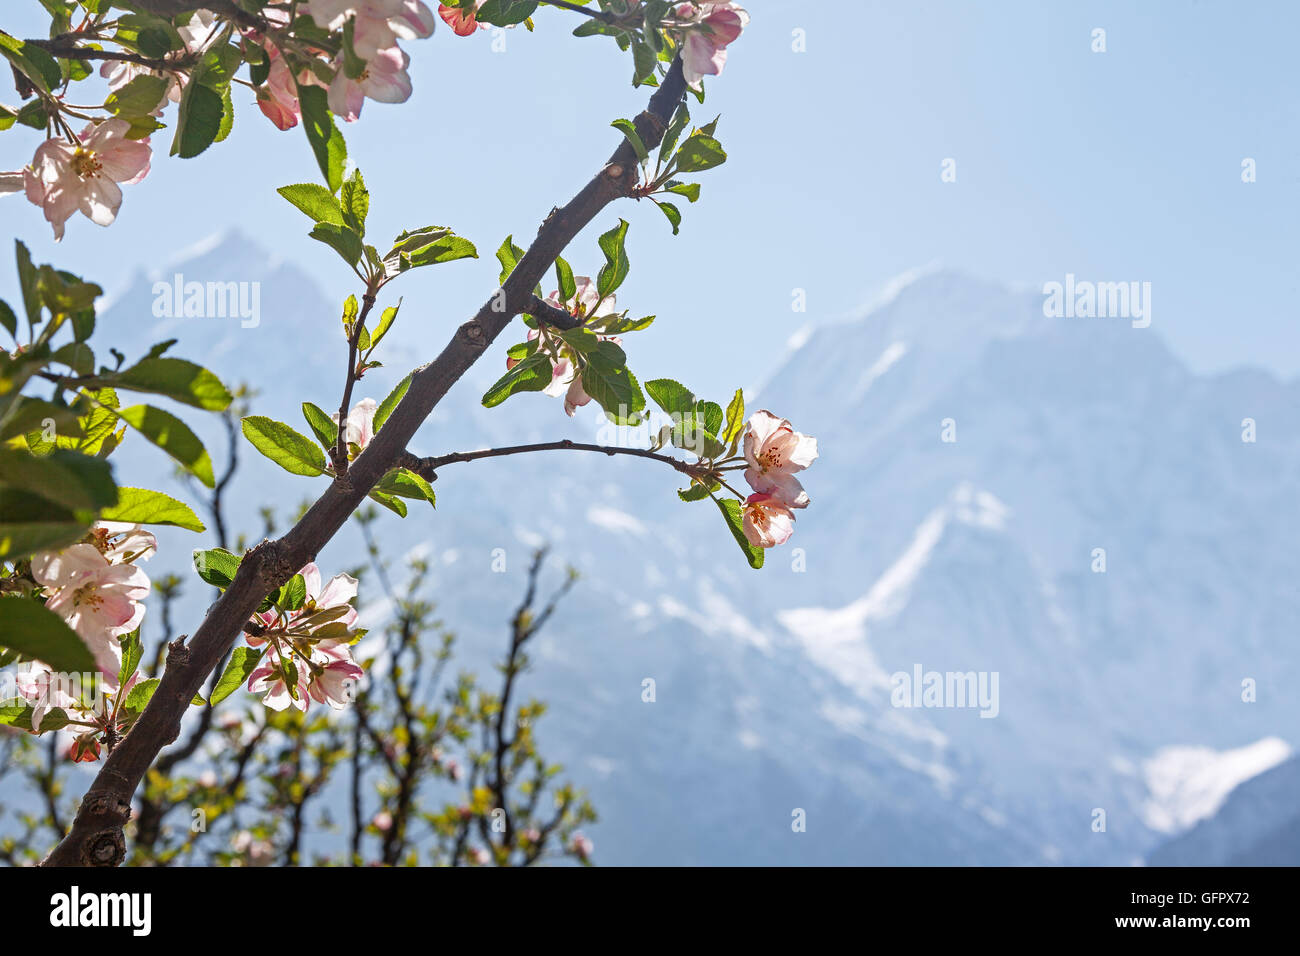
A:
[246, 563, 364, 712]
[14, 661, 82, 733]
[439, 2, 487, 36]
[742, 410, 817, 508]
[98, 9, 216, 105]
[673, 2, 749, 90]
[470, 846, 491, 865]
[255, 46, 303, 131]
[327, 44, 413, 122]
[570, 832, 593, 859]
[373, 811, 393, 831]
[247, 648, 312, 712]
[525, 277, 622, 417]
[306, 645, 364, 709]
[332, 397, 378, 455]
[31, 541, 150, 678]
[20, 119, 151, 240]
[741, 492, 796, 548]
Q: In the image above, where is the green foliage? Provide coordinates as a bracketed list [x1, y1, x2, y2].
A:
[0, 596, 98, 673]
[241, 416, 327, 477]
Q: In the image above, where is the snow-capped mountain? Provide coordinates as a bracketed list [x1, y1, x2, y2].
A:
[89, 234, 1299, 864]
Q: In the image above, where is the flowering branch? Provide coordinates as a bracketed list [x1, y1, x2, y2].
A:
[40, 56, 690, 868]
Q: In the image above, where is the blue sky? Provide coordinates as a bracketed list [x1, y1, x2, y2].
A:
[2, 0, 1297, 398]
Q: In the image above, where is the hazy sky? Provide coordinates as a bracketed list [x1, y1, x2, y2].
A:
[2, 0, 1297, 400]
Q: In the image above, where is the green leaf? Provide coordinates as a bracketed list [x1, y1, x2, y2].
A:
[722, 387, 746, 445]
[123, 677, 160, 715]
[104, 74, 169, 117]
[0, 299, 16, 338]
[119, 629, 143, 687]
[374, 373, 410, 433]
[367, 488, 407, 517]
[554, 256, 576, 303]
[100, 487, 205, 532]
[0, 597, 97, 673]
[0, 446, 117, 513]
[678, 479, 718, 502]
[611, 118, 649, 161]
[0, 35, 61, 93]
[193, 547, 242, 589]
[495, 236, 526, 285]
[208, 646, 263, 706]
[15, 240, 40, 326]
[644, 378, 697, 417]
[309, 222, 364, 268]
[385, 227, 477, 272]
[341, 168, 369, 236]
[276, 183, 344, 226]
[700, 400, 723, 437]
[569, 339, 645, 425]
[241, 416, 327, 476]
[0, 704, 71, 733]
[116, 404, 215, 487]
[658, 102, 690, 163]
[301, 401, 339, 449]
[0, 521, 89, 560]
[656, 200, 681, 234]
[715, 497, 764, 569]
[375, 468, 436, 508]
[596, 219, 631, 297]
[276, 573, 307, 612]
[297, 83, 347, 193]
[674, 132, 726, 173]
[116, 358, 233, 411]
[664, 181, 700, 202]
[481, 353, 553, 408]
[171, 81, 224, 158]
[369, 299, 400, 351]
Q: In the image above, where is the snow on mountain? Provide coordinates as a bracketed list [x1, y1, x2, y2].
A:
[88, 235, 1299, 864]
[1148, 754, 1300, 866]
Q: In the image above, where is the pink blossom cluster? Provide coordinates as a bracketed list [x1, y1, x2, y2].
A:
[244, 563, 366, 712]
[506, 277, 622, 417]
[293, 0, 438, 123]
[738, 410, 818, 549]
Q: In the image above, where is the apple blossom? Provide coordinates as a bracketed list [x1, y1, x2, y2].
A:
[741, 492, 796, 549]
[671, 2, 749, 90]
[31, 528, 155, 679]
[570, 832, 594, 859]
[439, 2, 488, 36]
[513, 277, 623, 417]
[17, 119, 151, 241]
[245, 562, 365, 712]
[332, 397, 378, 456]
[255, 47, 304, 131]
[98, 9, 217, 106]
[14, 661, 83, 733]
[742, 409, 818, 508]
[327, 44, 414, 122]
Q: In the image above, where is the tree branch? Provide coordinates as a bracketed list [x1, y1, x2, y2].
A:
[21, 39, 185, 70]
[400, 439, 700, 484]
[41, 56, 688, 868]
